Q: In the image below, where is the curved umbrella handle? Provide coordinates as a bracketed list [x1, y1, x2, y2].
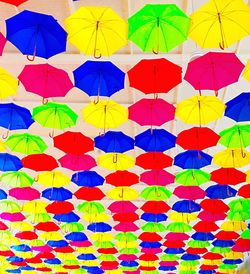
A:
[42, 98, 48, 105]
[219, 41, 225, 50]
[27, 47, 37, 61]
[152, 47, 159, 54]
[49, 129, 55, 138]
[2, 130, 9, 139]
[94, 48, 102, 59]
[113, 153, 118, 163]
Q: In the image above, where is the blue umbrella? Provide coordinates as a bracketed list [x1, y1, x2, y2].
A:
[121, 261, 139, 267]
[0, 103, 34, 134]
[11, 244, 31, 252]
[73, 61, 125, 97]
[47, 240, 68, 248]
[6, 10, 67, 59]
[83, 266, 104, 274]
[53, 212, 80, 223]
[212, 239, 234, 247]
[135, 129, 176, 152]
[141, 213, 167, 222]
[174, 150, 212, 169]
[164, 248, 185, 254]
[87, 222, 112, 232]
[7, 256, 23, 263]
[77, 254, 96, 260]
[191, 232, 215, 241]
[225, 92, 250, 122]
[94, 131, 134, 153]
[199, 271, 216, 274]
[172, 200, 201, 213]
[0, 189, 7, 200]
[44, 258, 61, 265]
[18, 266, 35, 271]
[181, 254, 200, 260]
[42, 187, 72, 201]
[6, 271, 21, 274]
[159, 266, 176, 271]
[140, 241, 161, 248]
[71, 171, 104, 187]
[0, 153, 23, 171]
[65, 232, 87, 241]
[224, 259, 243, 264]
[206, 185, 237, 199]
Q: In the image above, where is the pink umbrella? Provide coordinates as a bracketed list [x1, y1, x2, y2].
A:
[0, 212, 25, 222]
[31, 245, 53, 252]
[184, 52, 244, 96]
[70, 240, 92, 247]
[118, 254, 137, 261]
[129, 98, 175, 126]
[141, 248, 162, 254]
[160, 261, 179, 266]
[18, 64, 73, 103]
[9, 187, 40, 201]
[173, 186, 206, 200]
[0, 32, 6, 56]
[108, 201, 138, 213]
[114, 222, 139, 232]
[198, 211, 227, 221]
[58, 154, 96, 171]
[140, 170, 175, 186]
[165, 232, 189, 241]
[124, 271, 140, 274]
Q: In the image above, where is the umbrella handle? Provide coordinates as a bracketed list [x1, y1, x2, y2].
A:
[42, 98, 48, 105]
[113, 154, 118, 163]
[27, 46, 37, 61]
[219, 41, 225, 50]
[2, 130, 9, 139]
[49, 129, 55, 138]
[94, 48, 102, 59]
[93, 95, 100, 105]
[152, 48, 159, 54]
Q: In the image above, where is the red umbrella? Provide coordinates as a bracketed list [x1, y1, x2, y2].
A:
[101, 261, 119, 268]
[108, 201, 138, 213]
[22, 154, 58, 171]
[0, 251, 14, 257]
[211, 168, 246, 185]
[98, 248, 117, 254]
[193, 221, 219, 232]
[173, 186, 206, 200]
[139, 254, 158, 261]
[140, 170, 175, 186]
[203, 252, 223, 260]
[106, 171, 139, 187]
[53, 131, 94, 154]
[0, 0, 27, 5]
[200, 264, 218, 270]
[46, 201, 74, 214]
[36, 268, 52, 272]
[25, 257, 42, 264]
[35, 222, 60, 232]
[0, 32, 6, 56]
[113, 212, 139, 222]
[215, 231, 239, 240]
[176, 127, 219, 150]
[54, 246, 74, 253]
[10, 261, 27, 267]
[233, 238, 250, 252]
[238, 184, 250, 198]
[200, 199, 229, 213]
[36, 252, 55, 259]
[198, 211, 227, 221]
[186, 247, 207, 254]
[129, 98, 175, 126]
[136, 152, 172, 170]
[0, 221, 8, 230]
[140, 266, 156, 271]
[128, 58, 182, 95]
[74, 187, 104, 201]
[118, 254, 137, 261]
[58, 154, 96, 171]
[163, 240, 185, 248]
[165, 233, 189, 241]
[141, 201, 170, 214]
[15, 231, 38, 240]
[70, 240, 91, 247]
[9, 187, 40, 201]
[139, 232, 162, 242]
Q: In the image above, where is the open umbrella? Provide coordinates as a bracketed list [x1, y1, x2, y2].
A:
[72, 171, 104, 187]
[77, 201, 104, 214]
[0, 171, 34, 187]
[46, 201, 74, 215]
[174, 186, 206, 200]
[108, 201, 138, 213]
[6, 10, 67, 60]
[128, 4, 190, 53]
[0, 153, 22, 171]
[37, 171, 70, 187]
[58, 154, 96, 171]
[167, 222, 192, 233]
[98, 153, 135, 170]
[211, 168, 246, 185]
[0, 33, 6, 56]
[206, 185, 237, 199]
[9, 187, 40, 201]
[21, 153, 58, 171]
[141, 186, 171, 201]
[128, 58, 182, 95]
[140, 170, 175, 186]
[107, 187, 139, 201]
[42, 187, 72, 201]
[73, 61, 125, 99]
[141, 201, 170, 214]
[184, 52, 244, 95]
[18, 64, 73, 103]
[136, 152, 172, 170]
[175, 169, 210, 186]
[0, 67, 18, 100]
[189, 0, 250, 49]
[238, 184, 250, 198]
[1, 0, 27, 5]
[74, 187, 104, 201]
[106, 171, 138, 187]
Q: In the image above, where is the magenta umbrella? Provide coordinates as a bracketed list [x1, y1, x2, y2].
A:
[140, 170, 175, 186]
[184, 52, 244, 96]
[58, 154, 96, 171]
[108, 201, 138, 213]
[9, 187, 40, 201]
[173, 186, 206, 200]
[32, 245, 53, 252]
[18, 63, 74, 103]
[0, 212, 25, 222]
[198, 211, 227, 221]
[129, 98, 175, 127]
[0, 32, 6, 56]
[114, 222, 139, 232]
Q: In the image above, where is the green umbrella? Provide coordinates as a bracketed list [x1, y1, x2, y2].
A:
[161, 254, 180, 261]
[179, 271, 196, 274]
[142, 271, 159, 274]
[29, 239, 45, 247]
[60, 222, 84, 233]
[141, 186, 171, 201]
[26, 213, 51, 223]
[32, 102, 78, 137]
[219, 263, 237, 270]
[227, 210, 250, 221]
[180, 261, 199, 267]
[115, 232, 137, 242]
[187, 240, 210, 248]
[119, 247, 139, 254]
[98, 254, 116, 261]
[175, 169, 210, 186]
[128, 4, 190, 53]
[120, 266, 138, 271]
[77, 201, 105, 214]
[5, 133, 48, 155]
[93, 240, 114, 248]
[241, 229, 250, 239]
[0, 201, 20, 213]
[141, 222, 165, 232]
[167, 222, 192, 232]
[71, 269, 86, 274]
[211, 246, 230, 254]
[228, 198, 250, 212]
[1, 171, 34, 187]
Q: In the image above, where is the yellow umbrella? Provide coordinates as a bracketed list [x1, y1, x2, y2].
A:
[36, 171, 70, 187]
[203, 259, 222, 266]
[82, 100, 128, 131]
[105, 271, 122, 274]
[106, 186, 139, 200]
[189, 0, 250, 49]
[168, 212, 197, 223]
[57, 253, 77, 261]
[9, 222, 33, 232]
[90, 232, 113, 242]
[40, 232, 63, 241]
[83, 213, 110, 223]
[243, 59, 250, 82]
[139, 261, 158, 267]
[116, 241, 138, 249]
[224, 251, 244, 260]
[65, 6, 127, 58]
[76, 246, 96, 254]
[221, 221, 247, 231]
[246, 170, 250, 182]
[98, 153, 135, 170]
[176, 95, 225, 125]
[213, 149, 250, 168]
[0, 67, 18, 100]
[22, 200, 48, 214]
[0, 141, 5, 152]
[15, 251, 34, 259]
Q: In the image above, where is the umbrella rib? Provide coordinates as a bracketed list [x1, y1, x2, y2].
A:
[221, 15, 250, 35]
[160, 17, 188, 39]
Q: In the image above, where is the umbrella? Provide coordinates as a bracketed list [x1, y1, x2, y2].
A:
[58, 154, 96, 171]
[136, 152, 172, 170]
[141, 213, 167, 222]
[0, 67, 18, 100]
[46, 201, 74, 215]
[61, 222, 84, 233]
[88, 223, 112, 233]
[9, 187, 40, 201]
[21, 153, 58, 171]
[189, 0, 250, 49]
[82, 100, 128, 131]
[72, 171, 104, 187]
[0, 0, 27, 6]
[42, 187, 73, 201]
[74, 187, 105, 201]
[107, 187, 139, 201]
[211, 168, 246, 185]
[174, 150, 212, 169]
[37, 171, 70, 187]
[94, 131, 134, 153]
[243, 59, 250, 82]
[206, 185, 237, 199]
[73, 60, 125, 99]
[167, 222, 192, 233]
[18, 64, 73, 102]
[128, 58, 182, 94]
[140, 170, 175, 186]
[200, 199, 229, 213]
[0, 33, 6, 56]
[193, 222, 219, 233]
[32, 102, 78, 137]
[184, 52, 244, 95]
[129, 98, 175, 126]
[35, 222, 59, 232]
[169, 211, 197, 222]
[0, 153, 22, 171]
[5, 133, 47, 155]
[176, 95, 225, 126]
[98, 153, 135, 170]
[22, 200, 48, 214]
[227, 210, 250, 221]
[108, 201, 137, 213]
[0, 189, 7, 200]
[172, 200, 201, 213]
[176, 127, 219, 150]
[238, 184, 250, 198]
[229, 199, 250, 212]
[106, 171, 138, 187]
[135, 129, 176, 152]
[6, 10, 67, 60]
[141, 186, 171, 201]
[54, 212, 80, 223]
[199, 211, 226, 222]
[225, 92, 250, 122]
[128, 4, 190, 53]
[0, 171, 34, 187]
[77, 201, 105, 214]
[174, 186, 206, 200]
[65, 6, 127, 57]
[175, 169, 210, 186]
[141, 201, 170, 214]
[213, 149, 250, 167]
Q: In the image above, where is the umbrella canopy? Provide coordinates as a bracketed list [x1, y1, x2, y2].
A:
[128, 4, 190, 53]
[72, 171, 104, 187]
[0, 0, 27, 6]
[0, 67, 18, 100]
[42, 187, 73, 201]
[0, 153, 22, 171]
[58, 154, 96, 171]
[0, 171, 34, 187]
[211, 168, 246, 185]
[107, 187, 139, 201]
[243, 59, 250, 82]
[175, 169, 210, 186]
[98, 153, 135, 171]
[200, 198, 229, 212]
[128, 58, 182, 94]
[0, 33, 6, 56]
[73, 61, 125, 98]
[9, 187, 40, 201]
[6, 10, 67, 59]
[189, 0, 250, 49]
[65, 6, 127, 57]
[106, 171, 139, 187]
[141, 201, 170, 214]
[46, 201, 74, 215]
[238, 184, 250, 198]
[174, 186, 206, 200]
[74, 187, 105, 201]
[140, 170, 175, 186]
[37, 171, 70, 187]
[129, 98, 175, 126]
[172, 200, 201, 213]
[141, 186, 171, 201]
[136, 152, 172, 170]
[108, 201, 138, 213]
[184, 52, 244, 95]
[206, 185, 237, 199]
[21, 153, 58, 171]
